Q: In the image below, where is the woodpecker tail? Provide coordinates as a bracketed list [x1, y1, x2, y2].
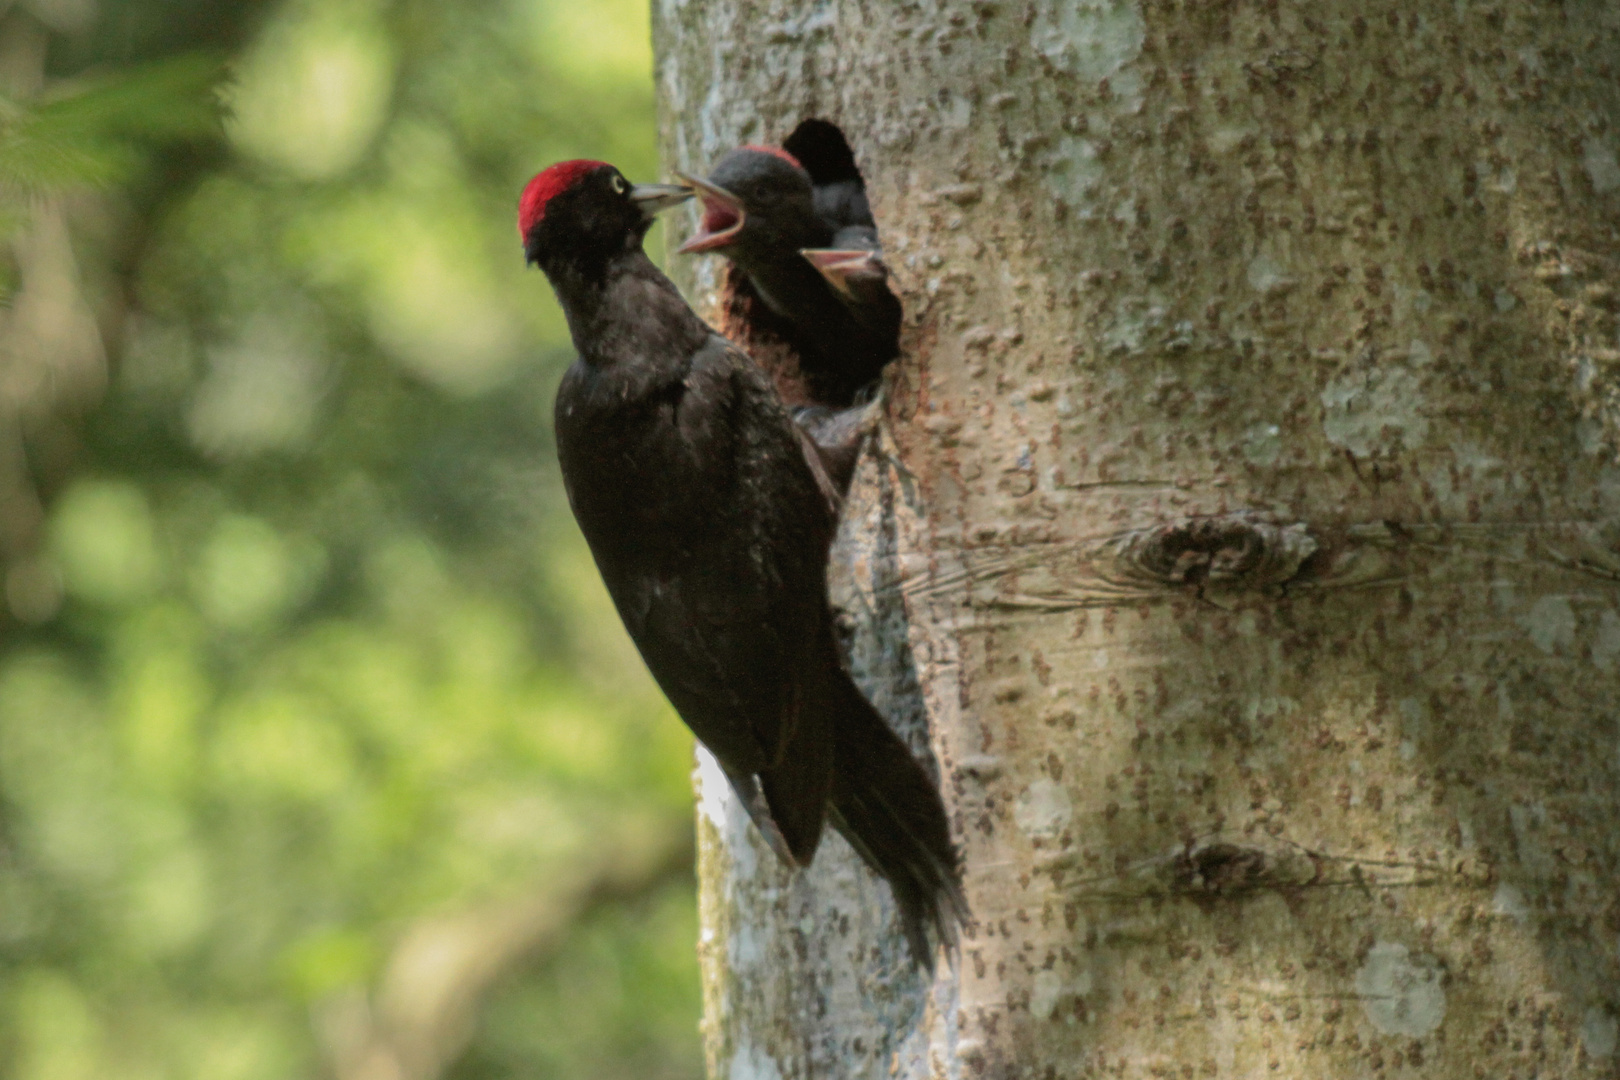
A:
[825, 673, 968, 968]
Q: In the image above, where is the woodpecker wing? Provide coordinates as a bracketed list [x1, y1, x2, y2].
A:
[658, 335, 836, 751]
[555, 333, 836, 859]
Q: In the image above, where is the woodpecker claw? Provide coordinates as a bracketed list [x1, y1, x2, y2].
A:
[800, 248, 885, 298]
[676, 172, 747, 253]
[727, 770, 806, 866]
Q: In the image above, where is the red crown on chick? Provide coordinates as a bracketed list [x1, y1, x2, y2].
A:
[518, 159, 610, 239]
[740, 144, 802, 170]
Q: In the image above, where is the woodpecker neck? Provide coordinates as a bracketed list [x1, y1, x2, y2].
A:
[743, 247, 844, 322]
[545, 248, 710, 372]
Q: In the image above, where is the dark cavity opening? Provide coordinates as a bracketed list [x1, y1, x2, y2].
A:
[782, 118, 864, 190]
[707, 118, 903, 414]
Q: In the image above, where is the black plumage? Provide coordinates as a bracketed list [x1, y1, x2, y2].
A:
[786, 119, 906, 355]
[678, 145, 901, 406]
[521, 160, 964, 964]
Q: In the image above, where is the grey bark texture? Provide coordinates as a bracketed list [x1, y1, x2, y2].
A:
[652, 1, 1620, 1077]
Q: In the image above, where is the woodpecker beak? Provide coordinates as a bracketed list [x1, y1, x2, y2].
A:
[629, 182, 695, 221]
[801, 249, 885, 298]
[675, 173, 746, 253]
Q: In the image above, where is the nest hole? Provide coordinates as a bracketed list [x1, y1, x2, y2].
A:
[711, 118, 902, 411]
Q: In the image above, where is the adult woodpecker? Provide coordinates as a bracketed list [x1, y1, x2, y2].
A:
[677, 146, 901, 406]
[520, 160, 964, 964]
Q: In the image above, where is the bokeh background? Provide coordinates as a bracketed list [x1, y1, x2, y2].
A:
[0, 1, 703, 1078]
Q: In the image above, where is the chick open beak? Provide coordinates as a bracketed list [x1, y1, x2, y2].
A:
[800, 249, 885, 298]
[675, 173, 747, 253]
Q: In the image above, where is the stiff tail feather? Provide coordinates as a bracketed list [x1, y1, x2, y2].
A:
[826, 675, 968, 968]
[757, 696, 833, 865]
[728, 681, 835, 867]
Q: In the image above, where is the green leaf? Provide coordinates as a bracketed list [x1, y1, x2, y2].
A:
[0, 53, 225, 195]
[33, 53, 226, 142]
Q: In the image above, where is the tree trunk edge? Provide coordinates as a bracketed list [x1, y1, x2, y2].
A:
[654, 2, 1620, 1078]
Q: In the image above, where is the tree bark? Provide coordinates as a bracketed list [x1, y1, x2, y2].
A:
[653, 1, 1620, 1077]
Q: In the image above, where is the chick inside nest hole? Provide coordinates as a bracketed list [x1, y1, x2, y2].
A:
[705, 117, 902, 411]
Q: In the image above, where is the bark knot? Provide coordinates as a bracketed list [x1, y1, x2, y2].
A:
[1114, 514, 1317, 591]
[1173, 842, 1271, 895]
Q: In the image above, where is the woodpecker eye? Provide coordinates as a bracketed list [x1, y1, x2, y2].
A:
[611, 173, 629, 195]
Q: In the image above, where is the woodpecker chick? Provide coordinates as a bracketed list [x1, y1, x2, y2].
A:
[679, 146, 900, 406]
[522, 160, 964, 965]
[783, 120, 905, 356]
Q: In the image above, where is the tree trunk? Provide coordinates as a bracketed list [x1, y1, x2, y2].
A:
[652, 1, 1620, 1076]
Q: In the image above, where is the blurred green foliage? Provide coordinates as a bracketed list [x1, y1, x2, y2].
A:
[0, 1, 701, 1078]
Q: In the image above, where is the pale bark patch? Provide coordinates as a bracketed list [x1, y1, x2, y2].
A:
[1583, 1007, 1619, 1059]
[1354, 942, 1446, 1038]
[1583, 138, 1620, 195]
[1519, 594, 1576, 655]
[1320, 365, 1428, 456]
[1029, 0, 1146, 97]
[1012, 778, 1073, 841]
[726, 1039, 785, 1080]
[1591, 610, 1620, 671]
[1491, 882, 1530, 923]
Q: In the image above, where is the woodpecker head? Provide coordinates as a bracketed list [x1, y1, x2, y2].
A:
[677, 146, 825, 260]
[519, 160, 691, 273]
